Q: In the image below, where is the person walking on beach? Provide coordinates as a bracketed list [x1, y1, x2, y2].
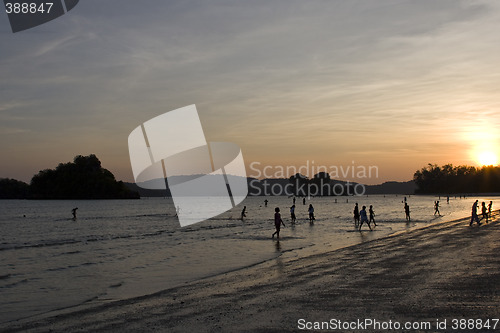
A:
[290, 204, 296, 223]
[308, 204, 315, 222]
[358, 206, 371, 231]
[240, 206, 247, 220]
[71, 207, 78, 220]
[353, 203, 360, 227]
[488, 201, 493, 219]
[303, 197, 306, 205]
[404, 203, 411, 221]
[434, 200, 441, 216]
[264, 199, 268, 207]
[481, 202, 488, 223]
[369, 205, 377, 226]
[470, 200, 481, 226]
[272, 207, 285, 239]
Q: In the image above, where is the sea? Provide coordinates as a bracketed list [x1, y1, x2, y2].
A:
[0, 194, 498, 325]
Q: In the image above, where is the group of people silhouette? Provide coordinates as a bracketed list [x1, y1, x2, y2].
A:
[353, 203, 377, 231]
[470, 200, 493, 226]
[270, 197, 495, 239]
[289, 203, 316, 224]
[69, 195, 495, 241]
[153, 195, 495, 240]
[272, 202, 316, 239]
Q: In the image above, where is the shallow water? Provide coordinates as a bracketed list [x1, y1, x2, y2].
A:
[0, 194, 497, 323]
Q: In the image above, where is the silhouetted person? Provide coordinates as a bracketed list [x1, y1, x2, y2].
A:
[272, 207, 285, 239]
[71, 207, 78, 220]
[369, 205, 377, 226]
[434, 201, 441, 216]
[404, 203, 410, 221]
[359, 205, 371, 231]
[488, 201, 493, 218]
[353, 203, 360, 227]
[240, 206, 247, 220]
[470, 200, 481, 226]
[290, 204, 296, 223]
[293, 197, 296, 205]
[303, 197, 306, 205]
[264, 199, 268, 207]
[447, 196, 450, 204]
[308, 204, 315, 222]
[481, 202, 488, 223]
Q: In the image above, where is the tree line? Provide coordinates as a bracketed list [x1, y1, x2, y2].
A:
[0, 154, 139, 199]
[414, 163, 500, 194]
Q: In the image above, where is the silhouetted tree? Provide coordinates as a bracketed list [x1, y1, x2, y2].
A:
[29, 154, 139, 199]
[414, 163, 500, 194]
[0, 178, 29, 199]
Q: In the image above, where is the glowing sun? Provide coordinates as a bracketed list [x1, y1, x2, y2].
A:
[478, 151, 498, 166]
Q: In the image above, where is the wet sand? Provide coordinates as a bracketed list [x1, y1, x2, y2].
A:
[4, 213, 500, 332]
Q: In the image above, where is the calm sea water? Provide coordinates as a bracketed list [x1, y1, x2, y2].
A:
[0, 194, 497, 324]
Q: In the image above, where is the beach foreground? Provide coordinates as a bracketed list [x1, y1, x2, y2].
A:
[4, 213, 500, 332]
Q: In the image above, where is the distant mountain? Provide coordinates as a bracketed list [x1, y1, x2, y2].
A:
[124, 177, 416, 197]
[125, 182, 170, 197]
[364, 181, 417, 195]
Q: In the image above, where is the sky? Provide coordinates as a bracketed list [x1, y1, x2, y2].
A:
[1, 0, 500, 185]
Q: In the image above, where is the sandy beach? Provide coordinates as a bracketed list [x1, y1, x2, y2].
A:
[3, 212, 500, 332]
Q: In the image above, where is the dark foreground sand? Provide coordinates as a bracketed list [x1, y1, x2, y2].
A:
[4, 213, 500, 332]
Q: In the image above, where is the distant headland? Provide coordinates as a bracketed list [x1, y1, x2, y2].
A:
[0, 154, 139, 199]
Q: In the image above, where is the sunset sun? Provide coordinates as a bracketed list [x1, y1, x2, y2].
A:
[478, 151, 498, 166]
